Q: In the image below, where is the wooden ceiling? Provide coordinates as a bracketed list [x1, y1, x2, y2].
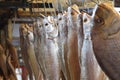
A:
[0, 0, 113, 20]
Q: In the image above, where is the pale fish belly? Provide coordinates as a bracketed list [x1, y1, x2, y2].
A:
[44, 40, 60, 80]
[81, 39, 108, 80]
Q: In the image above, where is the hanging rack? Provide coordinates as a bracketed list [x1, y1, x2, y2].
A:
[57, 0, 62, 13]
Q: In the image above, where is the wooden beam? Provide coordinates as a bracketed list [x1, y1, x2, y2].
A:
[0, 1, 53, 8]
[17, 9, 55, 18]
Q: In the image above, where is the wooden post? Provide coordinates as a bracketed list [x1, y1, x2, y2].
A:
[7, 19, 13, 42]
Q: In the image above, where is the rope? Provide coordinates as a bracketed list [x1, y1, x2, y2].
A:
[68, 0, 72, 6]
[59, 0, 64, 13]
[58, 0, 62, 13]
[82, 0, 85, 7]
[56, 0, 59, 12]
[42, 0, 47, 16]
[52, 0, 56, 17]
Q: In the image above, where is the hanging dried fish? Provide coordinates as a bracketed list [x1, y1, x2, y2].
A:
[67, 4, 81, 80]
[91, 3, 120, 80]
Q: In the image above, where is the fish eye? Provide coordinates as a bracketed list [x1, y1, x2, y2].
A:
[95, 16, 104, 23]
[45, 23, 48, 26]
[97, 19, 102, 23]
[84, 18, 87, 22]
[71, 12, 75, 15]
[59, 18, 62, 21]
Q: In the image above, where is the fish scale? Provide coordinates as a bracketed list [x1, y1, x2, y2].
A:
[91, 3, 120, 79]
